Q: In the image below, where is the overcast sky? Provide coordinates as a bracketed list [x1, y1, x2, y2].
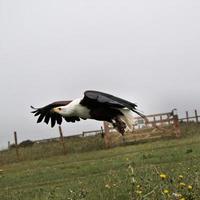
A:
[0, 0, 200, 149]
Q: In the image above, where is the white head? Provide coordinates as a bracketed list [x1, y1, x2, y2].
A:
[53, 106, 67, 116]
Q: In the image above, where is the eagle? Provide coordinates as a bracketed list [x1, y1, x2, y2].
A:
[31, 90, 145, 135]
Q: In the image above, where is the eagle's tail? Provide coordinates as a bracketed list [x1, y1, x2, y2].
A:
[118, 109, 135, 131]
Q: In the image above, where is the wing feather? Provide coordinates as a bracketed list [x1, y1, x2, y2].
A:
[81, 90, 145, 118]
[64, 117, 80, 123]
[31, 101, 71, 127]
[56, 115, 63, 125]
[44, 113, 51, 124]
[37, 113, 46, 123]
[50, 114, 56, 127]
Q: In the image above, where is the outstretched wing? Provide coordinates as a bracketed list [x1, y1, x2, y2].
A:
[31, 100, 80, 127]
[80, 90, 145, 118]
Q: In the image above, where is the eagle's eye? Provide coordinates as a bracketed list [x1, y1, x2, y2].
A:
[58, 108, 62, 111]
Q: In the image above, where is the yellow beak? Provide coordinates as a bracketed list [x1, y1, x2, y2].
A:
[52, 107, 58, 113]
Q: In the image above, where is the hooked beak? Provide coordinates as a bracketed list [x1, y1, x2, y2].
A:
[52, 107, 59, 113]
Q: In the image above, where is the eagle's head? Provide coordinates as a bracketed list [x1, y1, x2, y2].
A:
[53, 106, 66, 115]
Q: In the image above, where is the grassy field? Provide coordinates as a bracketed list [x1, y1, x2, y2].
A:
[0, 123, 200, 199]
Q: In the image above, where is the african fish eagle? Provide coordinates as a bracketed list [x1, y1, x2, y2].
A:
[31, 90, 145, 135]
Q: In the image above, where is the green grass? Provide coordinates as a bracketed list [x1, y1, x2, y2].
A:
[0, 123, 200, 199]
[0, 135, 105, 165]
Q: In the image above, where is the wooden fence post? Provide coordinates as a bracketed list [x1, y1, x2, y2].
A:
[59, 126, 66, 155]
[100, 126, 104, 138]
[167, 114, 170, 125]
[152, 116, 156, 128]
[195, 110, 198, 123]
[153, 116, 156, 123]
[172, 111, 181, 137]
[8, 141, 10, 149]
[160, 115, 163, 126]
[186, 111, 189, 123]
[14, 131, 20, 161]
[103, 121, 111, 148]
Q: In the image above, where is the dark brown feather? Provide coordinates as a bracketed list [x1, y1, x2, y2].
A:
[31, 101, 71, 127]
[80, 90, 145, 119]
[56, 115, 63, 125]
[37, 113, 45, 123]
[64, 116, 80, 123]
[44, 113, 50, 124]
[50, 114, 56, 127]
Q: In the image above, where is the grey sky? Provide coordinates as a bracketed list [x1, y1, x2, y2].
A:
[0, 0, 200, 149]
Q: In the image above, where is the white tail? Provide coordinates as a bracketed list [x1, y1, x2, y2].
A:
[119, 109, 135, 131]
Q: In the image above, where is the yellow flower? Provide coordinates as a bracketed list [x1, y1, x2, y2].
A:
[163, 189, 169, 194]
[160, 173, 167, 179]
[136, 190, 142, 194]
[105, 184, 111, 189]
[136, 184, 141, 188]
[179, 175, 184, 179]
[179, 182, 186, 187]
[180, 198, 185, 200]
[188, 185, 192, 190]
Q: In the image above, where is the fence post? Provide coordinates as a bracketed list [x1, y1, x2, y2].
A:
[152, 116, 156, 128]
[167, 114, 170, 125]
[195, 110, 198, 123]
[186, 111, 189, 123]
[160, 115, 163, 126]
[103, 121, 111, 148]
[14, 131, 20, 161]
[58, 126, 66, 155]
[172, 110, 181, 137]
[100, 126, 104, 138]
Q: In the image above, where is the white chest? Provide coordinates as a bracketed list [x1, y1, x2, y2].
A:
[62, 98, 91, 119]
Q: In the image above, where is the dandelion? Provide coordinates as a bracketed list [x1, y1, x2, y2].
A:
[179, 182, 186, 187]
[160, 173, 167, 179]
[136, 185, 141, 188]
[188, 185, 192, 190]
[178, 175, 184, 179]
[105, 184, 111, 189]
[163, 189, 169, 194]
[136, 190, 142, 194]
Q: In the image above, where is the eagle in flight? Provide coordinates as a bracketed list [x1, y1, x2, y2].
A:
[31, 90, 145, 135]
